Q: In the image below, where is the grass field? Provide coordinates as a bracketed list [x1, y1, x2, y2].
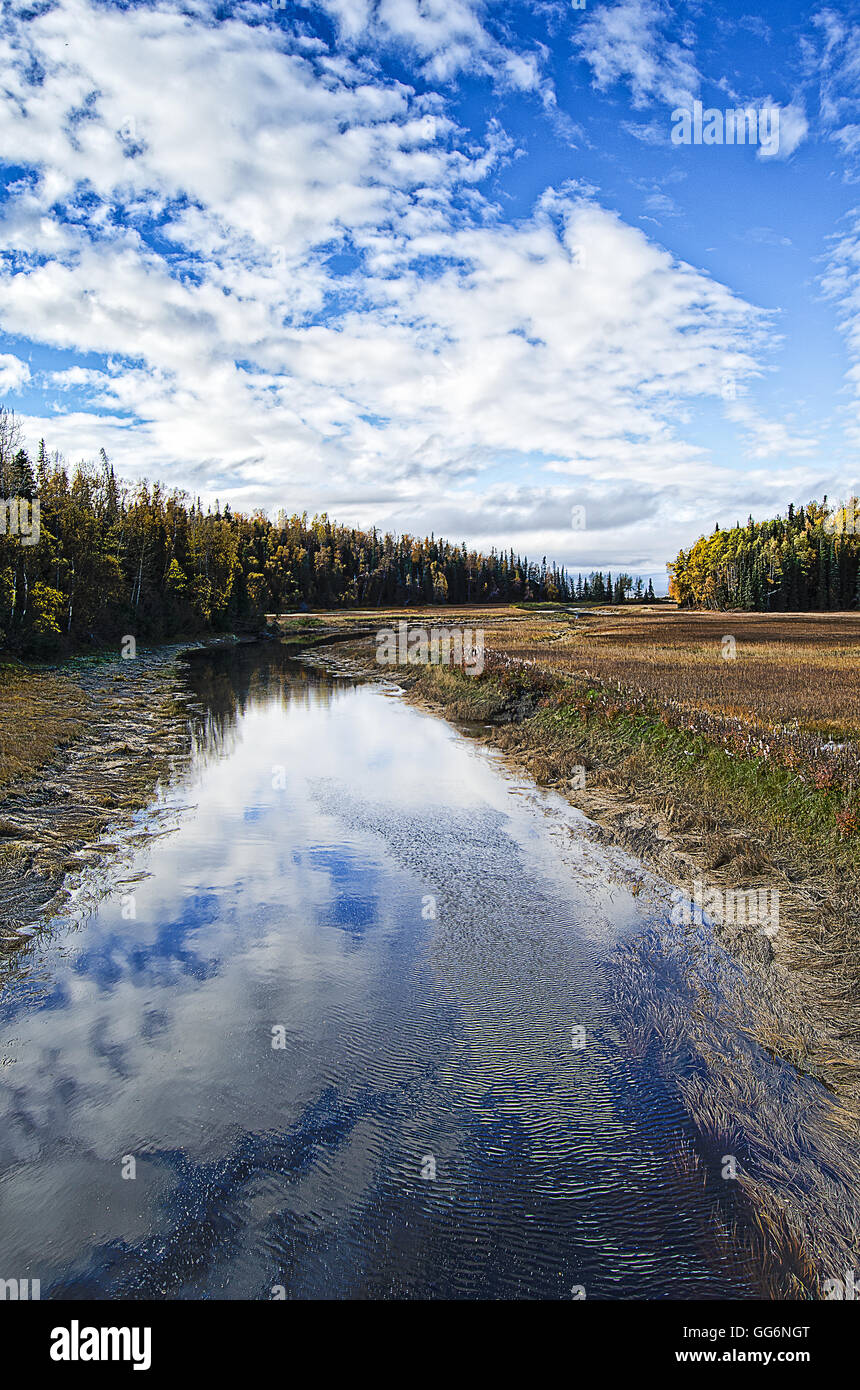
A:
[292, 600, 860, 746]
[467, 605, 860, 860]
[489, 606, 860, 737]
[298, 602, 860, 709]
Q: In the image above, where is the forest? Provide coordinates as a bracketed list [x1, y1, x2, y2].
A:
[668, 500, 860, 610]
[0, 409, 652, 656]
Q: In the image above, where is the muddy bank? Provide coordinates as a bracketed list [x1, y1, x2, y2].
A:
[0, 640, 256, 951]
[0, 624, 368, 954]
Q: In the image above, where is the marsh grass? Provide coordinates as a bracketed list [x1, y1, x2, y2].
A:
[402, 650, 860, 875]
[0, 664, 90, 790]
[494, 608, 860, 737]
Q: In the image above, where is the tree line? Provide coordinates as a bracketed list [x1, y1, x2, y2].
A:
[0, 410, 653, 656]
[669, 500, 860, 610]
[573, 572, 656, 604]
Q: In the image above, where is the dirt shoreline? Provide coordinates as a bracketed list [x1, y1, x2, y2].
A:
[0, 626, 369, 955]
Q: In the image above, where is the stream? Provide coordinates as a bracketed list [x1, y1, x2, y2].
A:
[0, 644, 787, 1298]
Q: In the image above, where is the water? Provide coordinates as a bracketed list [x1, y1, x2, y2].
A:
[0, 645, 756, 1299]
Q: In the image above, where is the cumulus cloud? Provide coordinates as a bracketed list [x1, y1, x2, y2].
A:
[0, 353, 30, 392]
[0, 0, 801, 575]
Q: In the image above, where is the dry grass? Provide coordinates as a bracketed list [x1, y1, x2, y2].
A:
[0, 664, 90, 790]
[0, 651, 197, 944]
[488, 608, 860, 739]
[303, 602, 860, 735]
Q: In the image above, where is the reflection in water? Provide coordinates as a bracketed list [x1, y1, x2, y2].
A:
[0, 645, 756, 1299]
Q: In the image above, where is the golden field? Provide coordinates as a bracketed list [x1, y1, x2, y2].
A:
[302, 602, 860, 740]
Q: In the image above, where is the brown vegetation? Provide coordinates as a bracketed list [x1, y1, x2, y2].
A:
[0, 664, 90, 790]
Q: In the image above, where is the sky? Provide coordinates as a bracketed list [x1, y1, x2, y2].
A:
[1, 1, 860, 588]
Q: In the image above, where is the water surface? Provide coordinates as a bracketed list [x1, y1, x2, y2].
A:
[0, 646, 756, 1299]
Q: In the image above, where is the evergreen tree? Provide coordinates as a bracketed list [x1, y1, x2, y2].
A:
[670, 499, 860, 611]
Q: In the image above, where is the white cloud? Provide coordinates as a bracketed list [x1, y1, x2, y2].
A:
[621, 119, 667, 145]
[821, 210, 860, 446]
[0, 0, 800, 575]
[0, 353, 30, 392]
[810, 8, 860, 133]
[724, 400, 818, 459]
[575, 0, 699, 109]
[314, 0, 545, 87]
[758, 100, 809, 161]
[578, 4, 807, 162]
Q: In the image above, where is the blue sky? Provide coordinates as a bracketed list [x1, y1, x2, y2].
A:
[2, 0, 860, 587]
